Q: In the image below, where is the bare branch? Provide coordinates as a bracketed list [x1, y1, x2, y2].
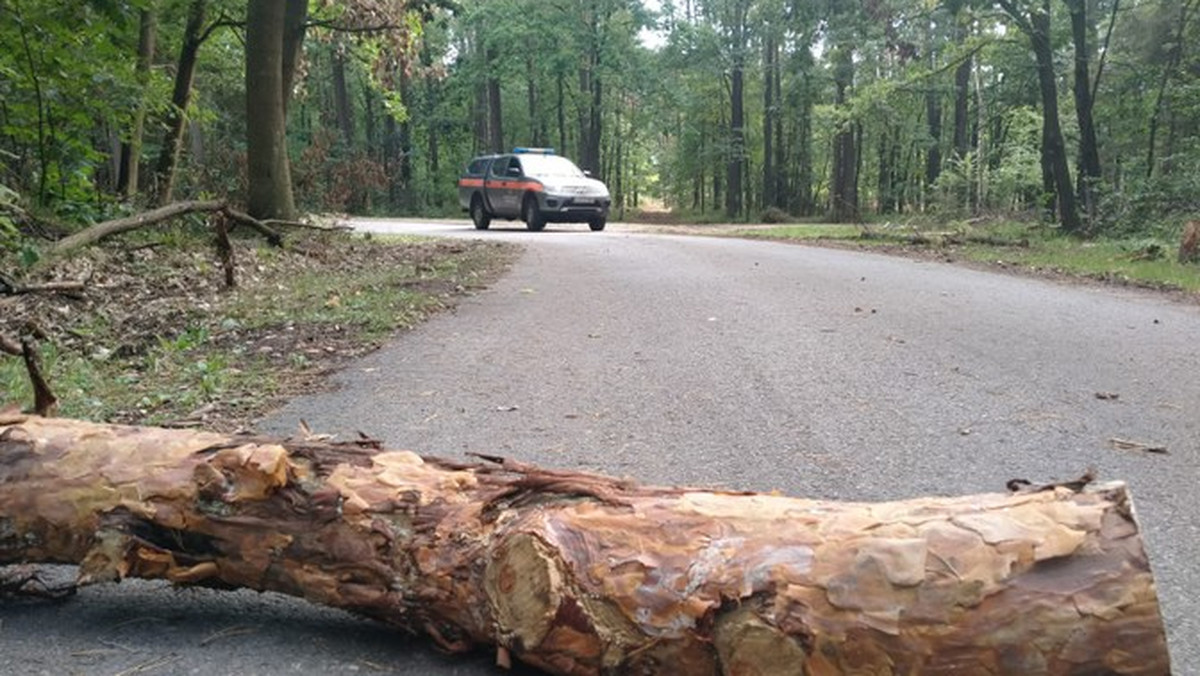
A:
[49, 201, 283, 256]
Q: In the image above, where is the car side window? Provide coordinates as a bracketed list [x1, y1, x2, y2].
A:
[467, 158, 487, 175]
[489, 157, 511, 177]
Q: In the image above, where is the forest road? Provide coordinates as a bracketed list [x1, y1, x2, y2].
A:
[3, 218, 1197, 675]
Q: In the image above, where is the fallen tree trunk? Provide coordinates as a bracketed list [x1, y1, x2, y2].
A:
[0, 413, 1170, 675]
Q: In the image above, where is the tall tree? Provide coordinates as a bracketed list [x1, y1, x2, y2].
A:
[154, 0, 208, 206]
[1063, 0, 1101, 224]
[331, 40, 356, 146]
[245, 0, 306, 220]
[830, 42, 859, 222]
[578, 0, 606, 174]
[117, 7, 157, 199]
[721, 0, 750, 219]
[1144, 0, 1198, 177]
[998, 0, 1081, 232]
[485, 46, 504, 152]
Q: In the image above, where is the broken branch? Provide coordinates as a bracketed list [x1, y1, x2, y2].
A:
[19, 338, 57, 416]
[1109, 437, 1170, 455]
[49, 201, 283, 256]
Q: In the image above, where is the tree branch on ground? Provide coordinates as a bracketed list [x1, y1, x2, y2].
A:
[13, 338, 56, 416]
[48, 200, 284, 256]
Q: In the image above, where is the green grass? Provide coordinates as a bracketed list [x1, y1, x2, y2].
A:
[730, 222, 1200, 294]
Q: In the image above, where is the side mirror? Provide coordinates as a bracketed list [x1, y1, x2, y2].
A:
[583, 170, 593, 177]
[507, 166, 521, 177]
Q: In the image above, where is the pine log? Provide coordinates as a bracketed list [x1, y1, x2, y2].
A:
[0, 413, 1171, 675]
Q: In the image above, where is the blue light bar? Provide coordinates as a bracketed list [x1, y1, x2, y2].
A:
[513, 147, 555, 155]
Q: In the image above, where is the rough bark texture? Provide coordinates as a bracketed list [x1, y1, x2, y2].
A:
[245, 0, 297, 221]
[0, 414, 1171, 675]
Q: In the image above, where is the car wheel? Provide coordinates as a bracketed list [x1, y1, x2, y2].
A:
[588, 217, 606, 232]
[470, 195, 491, 230]
[523, 195, 546, 232]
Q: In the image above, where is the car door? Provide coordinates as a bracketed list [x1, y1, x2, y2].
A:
[486, 156, 516, 216]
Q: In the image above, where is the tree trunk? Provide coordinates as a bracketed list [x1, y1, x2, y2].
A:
[830, 47, 859, 223]
[245, 0, 298, 221]
[117, 8, 157, 199]
[925, 85, 942, 190]
[486, 47, 504, 154]
[791, 51, 815, 216]
[557, 71, 567, 156]
[526, 56, 543, 147]
[154, 0, 206, 206]
[0, 414, 1171, 675]
[398, 72, 413, 211]
[762, 34, 777, 211]
[331, 41, 356, 147]
[1144, 0, 1197, 178]
[953, 57, 971, 161]
[725, 1, 748, 220]
[384, 114, 399, 207]
[474, 81, 489, 155]
[878, 125, 901, 214]
[586, 73, 602, 176]
[1065, 0, 1102, 226]
[1022, 0, 1081, 232]
[771, 47, 786, 213]
[423, 57, 441, 181]
[726, 60, 744, 219]
[281, 0, 307, 114]
[973, 59, 989, 212]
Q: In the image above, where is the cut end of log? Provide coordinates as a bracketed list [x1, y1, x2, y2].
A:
[487, 533, 564, 653]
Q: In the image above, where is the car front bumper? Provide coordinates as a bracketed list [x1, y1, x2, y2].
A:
[539, 193, 611, 221]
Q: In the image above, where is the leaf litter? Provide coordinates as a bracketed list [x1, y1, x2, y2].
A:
[1, 232, 518, 431]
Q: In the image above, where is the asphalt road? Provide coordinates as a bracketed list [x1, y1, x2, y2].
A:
[3, 219, 1197, 675]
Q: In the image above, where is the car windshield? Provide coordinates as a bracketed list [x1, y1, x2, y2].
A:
[519, 155, 586, 178]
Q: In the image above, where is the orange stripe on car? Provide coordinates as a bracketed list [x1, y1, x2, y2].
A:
[459, 178, 543, 191]
[494, 181, 543, 191]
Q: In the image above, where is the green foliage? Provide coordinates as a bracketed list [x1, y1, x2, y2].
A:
[0, 0, 1197, 236]
[0, 1, 146, 208]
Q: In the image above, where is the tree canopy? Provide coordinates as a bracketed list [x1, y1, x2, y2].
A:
[1, 0, 1198, 233]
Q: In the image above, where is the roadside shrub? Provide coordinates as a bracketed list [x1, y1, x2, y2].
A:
[760, 206, 791, 224]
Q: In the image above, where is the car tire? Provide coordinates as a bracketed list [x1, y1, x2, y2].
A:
[470, 195, 491, 230]
[523, 195, 546, 232]
[588, 217, 606, 232]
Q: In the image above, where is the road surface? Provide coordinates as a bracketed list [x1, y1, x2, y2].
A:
[4, 219, 1196, 674]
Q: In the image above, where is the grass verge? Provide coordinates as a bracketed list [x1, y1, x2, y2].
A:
[1, 231, 519, 430]
[730, 221, 1200, 295]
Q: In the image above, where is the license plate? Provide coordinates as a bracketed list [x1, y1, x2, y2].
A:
[574, 198, 594, 205]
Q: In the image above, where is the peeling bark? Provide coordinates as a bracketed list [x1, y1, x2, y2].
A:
[0, 414, 1171, 675]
